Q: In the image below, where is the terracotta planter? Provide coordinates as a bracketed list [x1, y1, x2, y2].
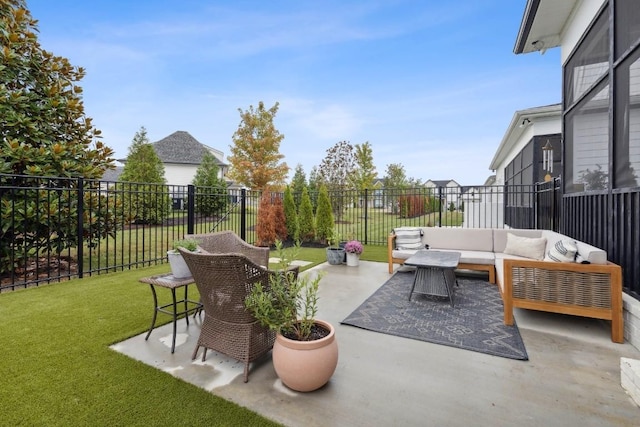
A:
[346, 252, 360, 267]
[272, 319, 339, 392]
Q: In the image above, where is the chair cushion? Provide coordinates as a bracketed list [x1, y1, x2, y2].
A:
[394, 227, 424, 250]
[503, 233, 547, 260]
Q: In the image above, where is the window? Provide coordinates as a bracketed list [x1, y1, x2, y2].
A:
[614, 49, 640, 188]
[563, 1, 640, 192]
[505, 141, 534, 207]
[615, 0, 640, 58]
[566, 81, 610, 192]
[563, 7, 609, 107]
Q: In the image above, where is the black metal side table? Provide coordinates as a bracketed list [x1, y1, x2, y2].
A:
[138, 273, 203, 353]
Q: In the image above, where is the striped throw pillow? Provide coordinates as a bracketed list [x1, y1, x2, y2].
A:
[394, 227, 423, 250]
[546, 239, 577, 263]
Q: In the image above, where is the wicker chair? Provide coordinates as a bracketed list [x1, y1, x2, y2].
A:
[178, 248, 297, 382]
[186, 231, 269, 267]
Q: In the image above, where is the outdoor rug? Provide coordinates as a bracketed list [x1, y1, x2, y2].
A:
[341, 272, 528, 360]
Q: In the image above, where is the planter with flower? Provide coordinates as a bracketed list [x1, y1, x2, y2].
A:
[344, 240, 363, 267]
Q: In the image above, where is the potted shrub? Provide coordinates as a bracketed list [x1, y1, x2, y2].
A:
[167, 238, 199, 278]
[326, 229, 345, 265]
[344, 240, 363, 267]
[245, 241, 339, 392]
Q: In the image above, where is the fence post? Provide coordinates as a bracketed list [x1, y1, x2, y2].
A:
[438, 187, 443, 227]
[77, 178, 84, 279]
[187, 185, 195, 235]
[363, 189, 369, 244]
[240, 188, 247, 241]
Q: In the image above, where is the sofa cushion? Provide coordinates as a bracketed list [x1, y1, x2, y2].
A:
[493, 229, 543, 253]
[392, 249, 417, 260]
[394, 227, 424, 250]
[494, 253, 535, 293]
[545, 239, 578, 263]
[541, 230, 608, 265]
[503, 233, 547, 260]
[434, 248, 495, 265]
[423, 228, 494, 252]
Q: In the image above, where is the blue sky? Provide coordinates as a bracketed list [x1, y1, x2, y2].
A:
[28, 0, 560, 185]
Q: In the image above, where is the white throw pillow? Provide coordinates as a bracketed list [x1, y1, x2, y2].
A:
[394, 227, 423, 250]
[503, 233, 547, 260]
[546, 239, 578, 263]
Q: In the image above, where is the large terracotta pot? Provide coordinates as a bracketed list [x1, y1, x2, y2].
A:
[272, 319, 339, 392]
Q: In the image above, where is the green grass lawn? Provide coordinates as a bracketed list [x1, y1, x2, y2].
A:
[0, 246, 386, 426]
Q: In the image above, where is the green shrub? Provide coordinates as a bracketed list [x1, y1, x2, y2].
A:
[297, 187, 315, 242]
[283, 186, 299, 241]
[315, 185, 334, 244]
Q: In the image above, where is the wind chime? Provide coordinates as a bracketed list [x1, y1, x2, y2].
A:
[542, 140, 554, 182]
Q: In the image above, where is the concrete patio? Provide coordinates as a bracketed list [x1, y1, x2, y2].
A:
[112, 261, 640, 426]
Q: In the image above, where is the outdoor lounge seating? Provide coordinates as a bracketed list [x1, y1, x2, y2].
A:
[388, 227, 624, 343]
[179, 248, 298, 382]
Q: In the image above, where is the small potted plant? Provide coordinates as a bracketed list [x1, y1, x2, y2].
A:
[326, 229, 346, 265]
[245, 241, 338, 392]
[167, 238, 199, 278]
[344, 240, 364, 267]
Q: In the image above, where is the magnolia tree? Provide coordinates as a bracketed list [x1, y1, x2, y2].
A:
[0, 0, 116, 273]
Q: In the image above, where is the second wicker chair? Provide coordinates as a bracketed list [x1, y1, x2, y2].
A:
[179, 248, 285, 382]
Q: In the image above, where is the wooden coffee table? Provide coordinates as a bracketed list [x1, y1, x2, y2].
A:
[404, 250, 460, 307]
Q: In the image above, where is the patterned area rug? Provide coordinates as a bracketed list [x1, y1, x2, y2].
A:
[341, 272, 529, 360]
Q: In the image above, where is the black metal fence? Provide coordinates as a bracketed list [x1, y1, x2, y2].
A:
[0, 174, 555, 291]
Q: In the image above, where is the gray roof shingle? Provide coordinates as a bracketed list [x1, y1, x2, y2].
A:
[152, 131, 225, 166]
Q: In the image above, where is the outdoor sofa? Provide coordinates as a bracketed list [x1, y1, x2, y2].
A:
[387, 227, 624, 343]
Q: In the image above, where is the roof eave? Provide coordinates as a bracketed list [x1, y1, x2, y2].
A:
[514, 0, 577, 55]
[489, 104, 562, 170]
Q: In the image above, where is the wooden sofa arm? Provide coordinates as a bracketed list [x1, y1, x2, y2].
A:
[387, 233, 398, 273]
[501, 258, 623, 343]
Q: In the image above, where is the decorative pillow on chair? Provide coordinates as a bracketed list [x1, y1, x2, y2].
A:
[546, 240, 578, 263]
[394, 227, 424, 250]
[503, 233, 547, 260]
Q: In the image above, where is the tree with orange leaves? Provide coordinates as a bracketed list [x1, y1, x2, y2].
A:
[228, 101, 289, 191]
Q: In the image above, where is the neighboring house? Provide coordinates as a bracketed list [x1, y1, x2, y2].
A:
[150, 131, 228, 186]
[101, 166, 124, 182]
[460, 184, 504, 228]
[371, 178, 385, 209]
[489, 104, 562, 187]
[117, 130, 228, 187]
[486, 104, 562, 229]
[424, 179, 461, 210]
[463, 175, 503, 228]
[98, 166, 124, 190]
[513, 0, 640, 350]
